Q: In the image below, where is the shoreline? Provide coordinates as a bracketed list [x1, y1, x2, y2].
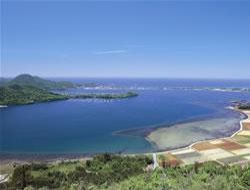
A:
[0, 152, 97, 165]
[146, 108, 246, 151]
[151, 108, 250, 167]
[185, 108, 249, 150]
[0, 108, 248, 164]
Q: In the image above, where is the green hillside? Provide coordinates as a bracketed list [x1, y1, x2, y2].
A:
[0, 74, 138, 105]
[8, 74, 77, 90]
[0, 78, 9, 86]
[0, 85, 68, 105]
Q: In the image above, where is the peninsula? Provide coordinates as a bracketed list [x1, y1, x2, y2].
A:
[73, 91, 138, 100]
[0, 84, 68, 105]
[0, 74, 138, 105]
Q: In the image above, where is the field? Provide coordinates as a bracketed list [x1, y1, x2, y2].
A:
[243, 123, 250, 130]
[157, 109, 250, 166]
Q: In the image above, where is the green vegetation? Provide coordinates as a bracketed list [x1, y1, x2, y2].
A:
[1, 154, 249, 190]
[0, 85, 138, 105]
[1, 154, 152, 190]
[238, 105, 250, 110]
[0, 74, 138, 105]
[231, 100, 250, 110]
[0, 85, 68, 105]
[73, 91, 138, 100]
[0, 78, 9, 86]
[108, 162, 250, 190]
[7, 74, 77, 90]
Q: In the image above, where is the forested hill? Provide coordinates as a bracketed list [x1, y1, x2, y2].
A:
[7, 74, 77, 90]
[0, 74, 74, 105]
[0, 85, 68, 105]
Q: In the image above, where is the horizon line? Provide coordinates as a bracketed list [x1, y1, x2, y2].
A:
[1, 74, 250, 80]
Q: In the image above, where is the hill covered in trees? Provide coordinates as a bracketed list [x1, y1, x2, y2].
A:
[7, 74, 77, 90]
[0, 85, 68, 105]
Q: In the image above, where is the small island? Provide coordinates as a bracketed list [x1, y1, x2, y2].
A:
[73, 91, 138, 100]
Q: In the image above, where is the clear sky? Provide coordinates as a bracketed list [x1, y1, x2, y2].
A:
[1, 1, 250, 78]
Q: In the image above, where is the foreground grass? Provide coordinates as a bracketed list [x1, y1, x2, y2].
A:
[1, 154, 249, 190]
[108, 163, 250, 190]
[30, 161, 85, 178]
[1, 154, 151, 190]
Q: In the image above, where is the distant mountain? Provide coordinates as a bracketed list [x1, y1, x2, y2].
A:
[0, 84, 68, 105]
[7, 74, 77, 90]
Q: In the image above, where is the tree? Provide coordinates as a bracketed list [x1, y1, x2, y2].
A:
[11, 165, 32, 189]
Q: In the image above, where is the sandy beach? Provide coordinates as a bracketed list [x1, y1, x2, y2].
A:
[147, 112, 246, 150]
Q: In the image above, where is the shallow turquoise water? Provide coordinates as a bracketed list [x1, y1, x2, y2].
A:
[1, 79, 250, 154]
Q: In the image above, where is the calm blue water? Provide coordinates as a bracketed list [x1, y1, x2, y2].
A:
[1, 79, 250, 154]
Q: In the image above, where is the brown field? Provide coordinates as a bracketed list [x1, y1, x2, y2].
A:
[159, 153, 182, 167]
[216, 140, 246, 151]
[165, 153, 178, 161]
[160, 160, 182, 168]
[243, 123, 250, 130]
[192, 142, 217, 151]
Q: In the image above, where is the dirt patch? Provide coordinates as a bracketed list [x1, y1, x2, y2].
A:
[216, 140, 246, 151]
[243, 123, 250, 130]
[193, 142, 217, 151]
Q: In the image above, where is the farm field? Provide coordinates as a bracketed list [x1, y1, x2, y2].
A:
[157, 109, 250, 167]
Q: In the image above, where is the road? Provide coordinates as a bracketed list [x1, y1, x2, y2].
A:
[153, 153, 159, 169]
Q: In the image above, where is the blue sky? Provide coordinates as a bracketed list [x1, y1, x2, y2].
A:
[1, 1, 250, 78]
